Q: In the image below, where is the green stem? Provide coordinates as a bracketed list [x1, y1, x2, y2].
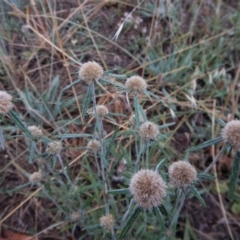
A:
[135, 140, 145, 171]
[204, 145, 226, 174]
[91, 83, 109, 213]
[146, 140, 150, 168]
[170, 188, 186, 229]
[57, 153, 74, 188]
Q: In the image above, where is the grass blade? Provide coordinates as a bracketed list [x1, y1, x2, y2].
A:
[9, 111, 34, 141]
[158, 204, 168, 217]
[155, 158, 167, 172]
[154, 206, 166, 231]
[187, 136, 222, 152]
[55, 134, 92, 139]
[228, 151, 240, 199]
[191, 186, 206, 206]
[119, 206, 141, 240]
[108, 188, 129, 195]
[133, 94, 140, 128]
[82, 85, 92, 118]
[0, 125, 5, 149]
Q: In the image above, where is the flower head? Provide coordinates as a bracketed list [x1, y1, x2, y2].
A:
[46, 141, 62, 154]
[100, 214, 115, 231]
[222, 120, 240, 150]
[139, 121, 159, 140]
[96, 105, 109, 118]
[29, 171, 43, 183]
[28, 125, 43, 138]
[125, 76, 147, 92]
[0, 90, 13, 114]
[168, 161, 197, 188]
[86, 139, 100, 153]
[79, 61, 103, 85]
[129, 169, 166, 209]
[70, 212, 80, 221]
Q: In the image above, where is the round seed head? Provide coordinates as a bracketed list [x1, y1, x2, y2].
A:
[28, 125, 43, 138]
[222, 120, 240, 150]
[125, 76, 147, 92]
[79, 61, 103, 85]
[129, 169, 166, 209]
[86, 140, 101, 153]
[96, 105, 109, 118]
[139, 121, 159, 140]
[168, 161, 197, 188]
[29, 171, 43, 183]
[46, 141, 62, 154]
[0, 90, 13, 114]
[70, 212, 80, 221]
[100, 214, 115, 231]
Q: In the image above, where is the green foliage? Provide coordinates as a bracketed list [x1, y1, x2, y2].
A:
[228, 151, 240, 199]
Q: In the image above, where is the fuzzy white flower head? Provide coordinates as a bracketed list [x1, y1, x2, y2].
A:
[79, 61, 103, 85]
[168, 161, 197, 188]
[28, 125, 43, 138]
[139, 121, 159, 140]
[86, 140, 100, 153]
[100, 214, 115, 231]
[222, 120, 240, 150]
[129, 169, 166, 209]
[96, 105, 109, 118]
[29, 171, 43, 183]
[125, 76, 147, 92]
[0, 90, 13, 114]
[46, 141, 62, 154]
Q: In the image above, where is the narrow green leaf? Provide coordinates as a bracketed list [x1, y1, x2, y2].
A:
[55, 134, 92, 139]
[82, 85, 92, 118]
[61, 79, 82, 92]
[104, 72, 127, 79]
[47, 75, 60, 102]
[155, 159, 167, 172]
[216, 118, 226, 127]
[159, 122, 175, 130]
[116, 130, 137, 137]
[134, 94, 140, 128]
[0, 125, 5, 149]
[228, 151, 240, 199]
[191, 186, 206, 206]
[106, 126, 119, 158]
[144, 90, 167, 107]
[108, 188, 129, 195]
[119, 206, 141, 240]
[158, 204, 168, 217]
[138, 104, 147, 122]
[187, 136, 222, 152]
[100, 78, 125, 90]
[28, 141, 35, 163]
[18, 89, 40, 123]
[6, 182, 31, 195]
[53, 80, 82, 117]
[83, 224, 100, 230]
[197, 173, 215, 181]
[154, 206, 166, 231]
[9, 111, 34, 140]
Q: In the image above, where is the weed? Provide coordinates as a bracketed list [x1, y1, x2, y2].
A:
[0, 1, 240, 240]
